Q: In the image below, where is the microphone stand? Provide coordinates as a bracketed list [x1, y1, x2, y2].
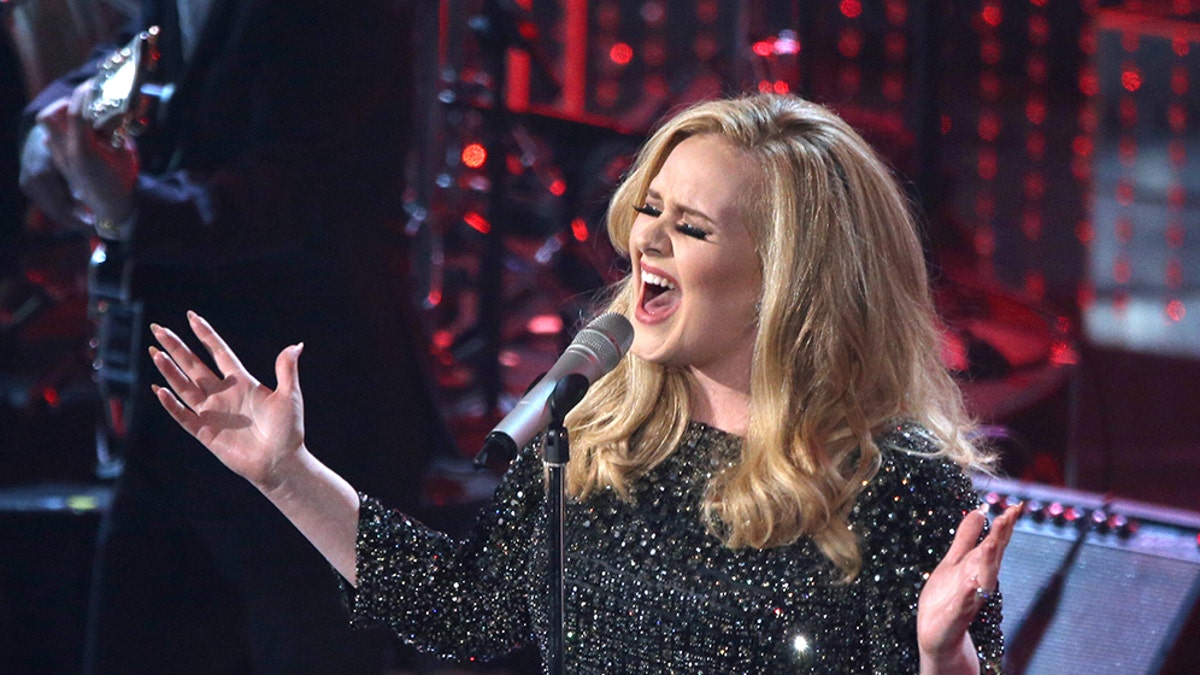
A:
[542, 372, 589, 675]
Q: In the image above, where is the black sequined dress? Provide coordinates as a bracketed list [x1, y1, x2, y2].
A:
[348, 421, 1004, 673]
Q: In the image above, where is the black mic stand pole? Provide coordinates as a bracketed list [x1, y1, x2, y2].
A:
[543, 372, 589, 675]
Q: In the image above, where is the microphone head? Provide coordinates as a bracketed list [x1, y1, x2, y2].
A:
[573, 312, 634, 370]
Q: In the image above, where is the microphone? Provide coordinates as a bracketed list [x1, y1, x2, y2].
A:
[474, 312, 634, 467]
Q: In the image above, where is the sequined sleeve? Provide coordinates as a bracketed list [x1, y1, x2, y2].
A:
[347, 442, 546, 662]
[851, 426, 1005, 673]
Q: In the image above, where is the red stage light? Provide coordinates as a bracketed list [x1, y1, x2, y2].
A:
[1025, 271, 1045, 300]
[1170, 138, 1187, 167]
[1167, 299, 1186, 322]
[1121, 66, 1144, 92]
[974, 229, 996, 257]
[1116, 217, 1133, 244]
[1171, 65, 1189, 95]
[1167, 260, 1184, 289]
[977, 113, 1001, 142]
[1022, 211, 1042, 240]
[840, 0, 862, 19]
[1078, 68, 1100, 96]
[1072, 135, 1094, 158]
[980, 39, 1002, 65]
[1116, 180, 1135, 207]
[1051, 341, 1078, 367]
[1169, 104, 1188, 134]
[1167, 223, 1185, 249]
[1113, 257, 1132, 284]
[697, 0, 719, 24]
[1026, 131, 1046, 159]
[1122, 31, 1140, 53]
[527, 314, 563, 335]
[571, 217, 589, 242]
[463, 211, 490, 234]
[1119, 136, 1137, 166]
[1168, 184, 1186, 209]
[1024, 173, 1046, 200]
[981, 5, 1002, 27]
[609, 42, 633, 65]
[882, 73, 904, 102]
[1027, 54, 1049, 83]
[461, 143, 487, 169]
[1075, 220, 1094, 244]
[838, 29, 863, 58]
[1028, 15, 1050, 45]
[1077, 282, 1095, 309]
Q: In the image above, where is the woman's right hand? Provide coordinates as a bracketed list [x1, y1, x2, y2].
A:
[150, 311, 306, 492]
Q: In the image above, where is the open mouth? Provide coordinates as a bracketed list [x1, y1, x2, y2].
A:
[640, 269, 679, 316]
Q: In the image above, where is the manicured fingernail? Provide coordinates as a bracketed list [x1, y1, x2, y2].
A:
[150, 384, 160, 393]
[148, 346, 160, 357]
[149, 323, 161, 333]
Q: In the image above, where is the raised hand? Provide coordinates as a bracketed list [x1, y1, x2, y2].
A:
[150, 311, 306, 492]
[917, 502, 1021, 673]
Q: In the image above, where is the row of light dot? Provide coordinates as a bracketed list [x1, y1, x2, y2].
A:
[752, 2, 908, 115]
[976, 1, 1076, 366]
[1021, 0, 1050, 303]
[882, 0, 909, 108]
[590, 0, 722, 112]
[836, 1, 863, 99]
[1074, 3, 1097, 313]
[1076, 1, 1191, 324]
[974, 0, 1001, 278]
[1115, 20, 1140, 316]
[1165, 11, 1189, 324]
[830, 1, 910, 110]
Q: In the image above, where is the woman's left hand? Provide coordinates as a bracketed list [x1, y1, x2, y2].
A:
[917, 502, 1021, 673]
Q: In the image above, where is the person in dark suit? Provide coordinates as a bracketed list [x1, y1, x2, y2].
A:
[18, 1, 455, 672]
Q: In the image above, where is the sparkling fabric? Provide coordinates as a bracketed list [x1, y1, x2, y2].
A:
[348, 421, 1004, 672]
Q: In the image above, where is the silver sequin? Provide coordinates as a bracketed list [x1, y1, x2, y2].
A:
[348, 420, 1004, 673]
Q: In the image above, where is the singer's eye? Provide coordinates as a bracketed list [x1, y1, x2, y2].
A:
[675, 223, 709, 240]
[633, 203, 662, 218]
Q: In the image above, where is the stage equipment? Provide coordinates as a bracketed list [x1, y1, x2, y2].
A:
[975, 474, 1200, 674]
[0, 482, 111, 673]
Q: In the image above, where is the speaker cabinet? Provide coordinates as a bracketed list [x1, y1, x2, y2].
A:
[975, 475, 1200, 674]
[0, 483, 110, 675]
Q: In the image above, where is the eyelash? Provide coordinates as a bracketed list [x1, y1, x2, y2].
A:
[632, 204, 709, 241]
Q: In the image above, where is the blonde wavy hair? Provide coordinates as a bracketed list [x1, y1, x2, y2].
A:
[563, 94, 992, 578]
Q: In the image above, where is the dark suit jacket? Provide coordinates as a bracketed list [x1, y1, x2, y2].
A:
[25, 0, 450, 514]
